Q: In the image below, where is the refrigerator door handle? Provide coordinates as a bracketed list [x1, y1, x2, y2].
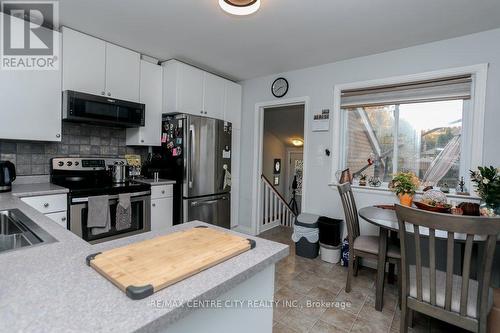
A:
[189, 124, 195, 189]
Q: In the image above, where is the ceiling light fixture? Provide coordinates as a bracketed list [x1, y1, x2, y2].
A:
[219, 0, 261, 16]
[291, 139, 304, 147]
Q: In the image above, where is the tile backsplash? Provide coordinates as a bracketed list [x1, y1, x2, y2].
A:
[0, 122, 149, 176]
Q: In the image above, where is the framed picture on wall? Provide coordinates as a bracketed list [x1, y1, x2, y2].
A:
[274, 176, 280, 186]
[273, 159, 281, 174]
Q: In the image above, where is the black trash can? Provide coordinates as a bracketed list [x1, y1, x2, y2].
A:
[318, 217, 343, 247]
[293, 213, 320, 259]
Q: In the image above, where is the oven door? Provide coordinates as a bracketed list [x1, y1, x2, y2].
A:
[69, 191, 151, 244]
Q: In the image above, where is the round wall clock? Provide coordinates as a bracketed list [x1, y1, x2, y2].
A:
[271, 78, 289, 98]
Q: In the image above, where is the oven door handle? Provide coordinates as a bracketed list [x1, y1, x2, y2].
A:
[71, 191, 151, 204]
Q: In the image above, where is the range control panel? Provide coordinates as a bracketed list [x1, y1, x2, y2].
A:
[51, 158, 125, 171]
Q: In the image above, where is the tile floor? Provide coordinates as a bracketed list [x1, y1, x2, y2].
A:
[259, 226, 468, 333]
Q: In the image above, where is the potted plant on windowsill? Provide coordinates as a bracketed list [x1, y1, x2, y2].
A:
[470, 166, 500, 216]
[391, 172, 420, 207]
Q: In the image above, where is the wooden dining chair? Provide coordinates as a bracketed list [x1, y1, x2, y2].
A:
[395, 204, 500, 333]
[337, 182, 401, 296]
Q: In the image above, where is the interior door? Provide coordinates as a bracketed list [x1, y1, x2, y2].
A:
[186, 116, 217, 197]
[287, 151, 304, 213]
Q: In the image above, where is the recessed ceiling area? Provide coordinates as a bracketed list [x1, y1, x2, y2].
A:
[58, 0, 500, 81]
[264, 105, 304, 148]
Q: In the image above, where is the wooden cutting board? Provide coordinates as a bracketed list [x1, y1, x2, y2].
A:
[86, 226, 255, 300]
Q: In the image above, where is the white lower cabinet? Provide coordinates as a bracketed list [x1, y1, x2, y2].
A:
[150, 184, 174, 232]
[45, 211, 68, 229]
[21, 194, 68, 229]
[151, 197, 173, 232]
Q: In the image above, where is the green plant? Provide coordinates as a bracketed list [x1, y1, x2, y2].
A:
[391, 172, 420, 196]
[470, 166, 500, 207]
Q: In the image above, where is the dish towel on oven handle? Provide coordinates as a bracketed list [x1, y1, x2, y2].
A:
[87, 195, 111, 235]
[116, 193, 132, 231]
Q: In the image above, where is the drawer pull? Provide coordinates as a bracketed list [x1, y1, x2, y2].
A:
[44, 203, 49, 208]
[152, 203, 156, 207]
[161, 190, 165, 194]
[61, 217, 66, 221]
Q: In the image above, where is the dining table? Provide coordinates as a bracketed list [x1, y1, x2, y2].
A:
[358, 205, 488, 312]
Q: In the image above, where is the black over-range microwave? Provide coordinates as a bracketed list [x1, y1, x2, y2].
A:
[62, 90, 145, 128]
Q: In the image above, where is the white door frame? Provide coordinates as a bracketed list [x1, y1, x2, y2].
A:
[251, 96, 310, 235]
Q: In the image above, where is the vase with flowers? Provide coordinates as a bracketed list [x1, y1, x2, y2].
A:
[470, 166, 500, 216]
[391, 172, 420, 207]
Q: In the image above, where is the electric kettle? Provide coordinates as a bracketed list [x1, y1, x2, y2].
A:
[0, 161, 16, 192]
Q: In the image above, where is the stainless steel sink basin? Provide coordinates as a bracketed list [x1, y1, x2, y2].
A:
[0, 209, 57, 253]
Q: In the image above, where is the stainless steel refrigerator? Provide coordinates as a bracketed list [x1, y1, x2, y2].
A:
[151, 114, 232, 228]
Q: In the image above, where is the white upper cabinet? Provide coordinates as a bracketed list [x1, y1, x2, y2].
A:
[0, 18, 61, 142]
[203, 72, 226, 119]
[62, 27, 106, 96]
[62, 27, 140, 102]
[163, 60, 241, 121]
[126, 60, 163, 146]
[105, 43, 140, 101]
[224, 81, 242, 129]
[164, 60, 204, 115]
[179, 64, 204, 115]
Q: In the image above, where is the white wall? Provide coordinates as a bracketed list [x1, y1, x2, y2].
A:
[238, 28, 500, 234]
[262, 131, 287, 196]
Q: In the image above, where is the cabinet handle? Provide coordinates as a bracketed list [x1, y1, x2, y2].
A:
[200, 111, 204, 114]
[141, 139, 144, 143]
[101, 91, 105, 95]
[61, 217, 66, 221]
[55, 134, 61, 138]
[107, 92, 111, 96]
[152, 203, 156, 207]
[44, 203, 49, 208]
[161, 190, 165, 194]
[204, 112, 208, 115]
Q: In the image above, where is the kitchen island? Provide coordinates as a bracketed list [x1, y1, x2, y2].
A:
[0, 193, 288, 333]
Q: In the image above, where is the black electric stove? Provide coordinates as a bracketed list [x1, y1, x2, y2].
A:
[50, 157, 150, 197]
[50, 157, 152, 244]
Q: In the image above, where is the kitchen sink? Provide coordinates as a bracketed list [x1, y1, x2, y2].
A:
[0, 209, 57, 253]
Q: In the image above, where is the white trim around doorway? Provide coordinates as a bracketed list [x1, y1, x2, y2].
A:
[251, 96, 310, 235]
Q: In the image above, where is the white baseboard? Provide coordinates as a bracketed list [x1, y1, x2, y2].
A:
[232, 224, 256, 236]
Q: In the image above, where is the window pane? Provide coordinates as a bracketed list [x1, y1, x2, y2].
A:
[397, 100, 462, 188]
[344, 106, 395, 182]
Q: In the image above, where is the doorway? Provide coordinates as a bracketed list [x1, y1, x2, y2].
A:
[254, 100, 307, 233]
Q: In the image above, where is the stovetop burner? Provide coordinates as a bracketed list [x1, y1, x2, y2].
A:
[50, 157, 150, 197]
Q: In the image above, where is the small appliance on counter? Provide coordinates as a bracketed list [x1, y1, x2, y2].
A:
[0, 160, 16, 193]
[50, 157, 151, 244]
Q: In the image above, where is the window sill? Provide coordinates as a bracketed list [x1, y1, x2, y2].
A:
[328, 182, 480, 201]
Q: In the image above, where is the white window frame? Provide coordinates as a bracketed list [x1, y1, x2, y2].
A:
[331, 64, 488, 191]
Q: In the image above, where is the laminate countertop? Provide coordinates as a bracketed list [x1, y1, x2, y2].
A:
[10, 182, 69, 197]
[0, 193, 288, 333]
